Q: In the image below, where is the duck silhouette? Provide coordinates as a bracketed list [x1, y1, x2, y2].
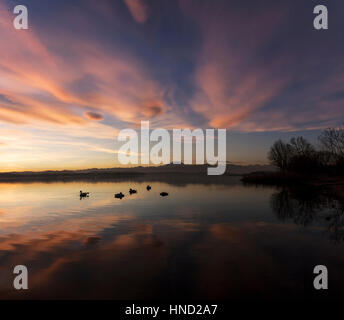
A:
[80, 190, 89, 197]
[160, 192, 168, 197]
[146, 185, 151, 191]
[129, 188, 137, 194]
[115, 192, 124, 199]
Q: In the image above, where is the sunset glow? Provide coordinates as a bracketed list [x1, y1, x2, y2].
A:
[0, 0, 343, 170]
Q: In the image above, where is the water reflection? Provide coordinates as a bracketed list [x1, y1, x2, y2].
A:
[271, 186, 344, 243]
[0, 178, 343, 299]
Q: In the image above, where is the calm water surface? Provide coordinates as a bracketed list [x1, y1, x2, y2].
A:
[0, 177, 343, 299]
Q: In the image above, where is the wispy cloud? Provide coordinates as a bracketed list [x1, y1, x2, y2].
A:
[124, 0, 149, 23]
[1, 0, 344, 169]
[0, 1, 166, 129]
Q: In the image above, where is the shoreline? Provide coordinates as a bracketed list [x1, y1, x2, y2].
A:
[241, 171, 344, 202]
[0, 164, 274, 183]
[241, 171, 344, 186]
[0, 170, 242, 185]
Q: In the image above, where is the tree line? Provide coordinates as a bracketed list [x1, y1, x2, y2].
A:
[268, 125, 344, 174]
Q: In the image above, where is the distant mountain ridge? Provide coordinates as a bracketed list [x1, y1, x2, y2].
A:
[0, 163, 276, 180]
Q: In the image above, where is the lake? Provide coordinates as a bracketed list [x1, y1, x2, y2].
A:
[0, 177, 343, 299]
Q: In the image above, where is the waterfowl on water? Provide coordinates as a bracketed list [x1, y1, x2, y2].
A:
[146, 185, 151, 191]
[115, 192, 125, 199]
[129, 188, 137, 194]
[160, 192, 168, 197]
[80, 190, 89, 197]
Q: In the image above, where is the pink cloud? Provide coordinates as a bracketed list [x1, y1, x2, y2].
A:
[180, 2, 291, 130]
[178, 1, 344, 132]
[1, 0, 343, 136]
[0, 2, 167, 129]
[124, 0, 149, 23]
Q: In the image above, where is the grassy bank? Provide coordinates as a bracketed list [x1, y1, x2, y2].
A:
[242, 171, 344, 187]
[241, 171, 307, 185]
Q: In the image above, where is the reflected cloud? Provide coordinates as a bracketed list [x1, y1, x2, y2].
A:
[0, 179, 343, 299]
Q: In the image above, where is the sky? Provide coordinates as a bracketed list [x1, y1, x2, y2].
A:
[0, 0, 343, 171]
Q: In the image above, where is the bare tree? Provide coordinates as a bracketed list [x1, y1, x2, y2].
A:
[268, 127, 344, 174]
[319, 125, 344, 157]
[289, 136, 315, 157]
[268, 139, 292, 170]
[269, 137, 318, 172]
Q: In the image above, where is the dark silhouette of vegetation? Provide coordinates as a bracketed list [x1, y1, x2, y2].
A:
[243, 126, 344, 185]
[319, 125, 344, 174]
[268, 139, 293, 171]
[268, 126, 344, 175]
[241, 171, 304, 185]
[268, 136, 320, 173]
